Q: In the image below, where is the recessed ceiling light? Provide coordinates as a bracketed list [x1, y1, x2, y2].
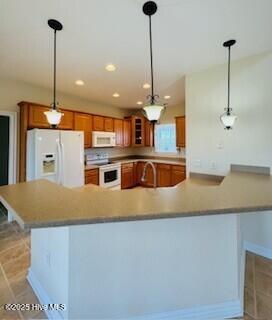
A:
[106, 64, 116, 72]
[137, 101, 143, 105]
[143, 83, 151, 89]
[75, 80, 85, 86]
[164, 95, 171, 100]
[113, 93, 120, 98]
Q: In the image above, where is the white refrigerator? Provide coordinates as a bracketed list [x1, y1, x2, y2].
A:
[26, 129, 84, 188]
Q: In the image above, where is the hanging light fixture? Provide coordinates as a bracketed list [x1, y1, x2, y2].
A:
[220, 39, 237, 130]
[142, 1, 165, 123]
[44, 19, 64, 127]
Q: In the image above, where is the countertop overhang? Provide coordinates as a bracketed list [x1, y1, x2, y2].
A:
[0, 172, 272, 229]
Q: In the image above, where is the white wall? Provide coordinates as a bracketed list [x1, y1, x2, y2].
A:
[0, 77, 130, 118]
[68, 215, 240, 319]
[241, 211, 272, 253]
[186, 52, 272, 176]
[31, 227, 70, 319]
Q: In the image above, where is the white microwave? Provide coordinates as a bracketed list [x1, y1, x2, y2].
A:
[92, 131, 116, 148]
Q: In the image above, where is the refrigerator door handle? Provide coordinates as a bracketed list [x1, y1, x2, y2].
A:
[56, 139, 62, 184]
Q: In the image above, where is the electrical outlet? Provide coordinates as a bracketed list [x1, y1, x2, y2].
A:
[211, 161, 217, 170]
[195, 160, 201, 168]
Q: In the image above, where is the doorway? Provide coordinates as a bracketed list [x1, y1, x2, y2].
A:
[0, 111, 17, 221]
[0, 116, 10, 186]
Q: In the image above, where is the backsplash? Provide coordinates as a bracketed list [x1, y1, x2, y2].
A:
[85, 146, 186, 160]
[133, 147, 186, 159]
[84, 147, 136, 159]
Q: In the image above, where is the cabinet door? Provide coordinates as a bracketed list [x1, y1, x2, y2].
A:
[114, 119, 123, 147]
[171, 165, 186, 186]
[123, 120, 131, 147]
[93, 115, 104, 131]
[131, 117, 145, 147]
[74, 113, 92, 148]
[176, 116, 186, 147]
[85, 169, 99, 185]
[58, 110, 74, 130]
[104, 117, 114, 132]
[145, 120, 154, 147]
[157, 164, 172, 187]
[28, 105, 51, 128]
[121, 163, 135, 189]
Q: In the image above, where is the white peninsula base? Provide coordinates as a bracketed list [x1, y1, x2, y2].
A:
[28, 214, 244, 320]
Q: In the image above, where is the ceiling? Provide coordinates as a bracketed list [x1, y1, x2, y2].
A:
[1, 0, 272, 109]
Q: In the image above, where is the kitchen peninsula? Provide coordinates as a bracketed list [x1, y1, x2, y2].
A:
[0, 170, 272, 319]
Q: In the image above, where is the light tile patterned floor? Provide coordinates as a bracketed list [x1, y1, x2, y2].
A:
[0, 218, 46, 319]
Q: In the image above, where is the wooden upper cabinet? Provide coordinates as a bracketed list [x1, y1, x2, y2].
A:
[145, 120, 154, 147]
[171, 165, 186, 186]
[130, 116, 145, 147]
[104, 117, 114, 132]
[58, 109, 74, 130]
[93, 115, 104, 131]
[74, 113, 92, 148]
[121, 163, 135, 189]
[176, 116, 186, 147]
[28, 104, 74, 130]
[28, 105, 51, 128]
[123, 120, 131, 147]
[157, 163, 172, 187]
[114, 119, 123, 147]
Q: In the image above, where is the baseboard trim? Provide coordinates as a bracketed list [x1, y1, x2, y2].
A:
[28, 268, 241, 320]
[27, 268, 64, 320]
[244, 241, 272, 260]
[118, 300, 242, 320]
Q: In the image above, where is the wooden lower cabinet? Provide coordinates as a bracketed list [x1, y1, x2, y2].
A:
[121, 163, 135, 189]
[137, 162, 157, 187]
[171, 165, 186, 186]
[85, 168, 99, 185]
[157, 164, 172, 187]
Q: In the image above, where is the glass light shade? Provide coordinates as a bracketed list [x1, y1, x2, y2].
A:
[143, 104, 164, 122]
[44, 109, 63, 126]
[220, 111, 237, 130]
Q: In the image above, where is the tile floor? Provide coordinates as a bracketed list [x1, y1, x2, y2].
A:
[0, 216, 265, 320]
[0, 217, 46, 319]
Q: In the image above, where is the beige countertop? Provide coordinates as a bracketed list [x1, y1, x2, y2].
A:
[0, 172, 272, 229]
[84, 158, 185, 170]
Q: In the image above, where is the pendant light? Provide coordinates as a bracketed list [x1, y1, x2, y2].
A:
[44, 19, 64, 128]
[220, 39, 237, 130]
[142, 1, 165, 123]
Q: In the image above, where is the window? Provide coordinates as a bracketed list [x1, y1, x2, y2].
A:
[155, 124, 177, 153]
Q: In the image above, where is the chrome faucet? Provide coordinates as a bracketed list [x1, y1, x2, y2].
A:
[141, 161, 157, 188]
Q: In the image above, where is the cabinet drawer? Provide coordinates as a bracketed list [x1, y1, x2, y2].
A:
[157, 163, 171, 170]
[172, 165, 186, 172]
[121, 163, 134, 170]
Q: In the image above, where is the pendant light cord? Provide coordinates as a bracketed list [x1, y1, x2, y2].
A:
[53, 29, 57, 110]
[227, 45, 231, 114]
[149, 15, 155, 104]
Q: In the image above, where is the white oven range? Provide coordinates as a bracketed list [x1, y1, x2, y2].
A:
[85, 153, 121, 190]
